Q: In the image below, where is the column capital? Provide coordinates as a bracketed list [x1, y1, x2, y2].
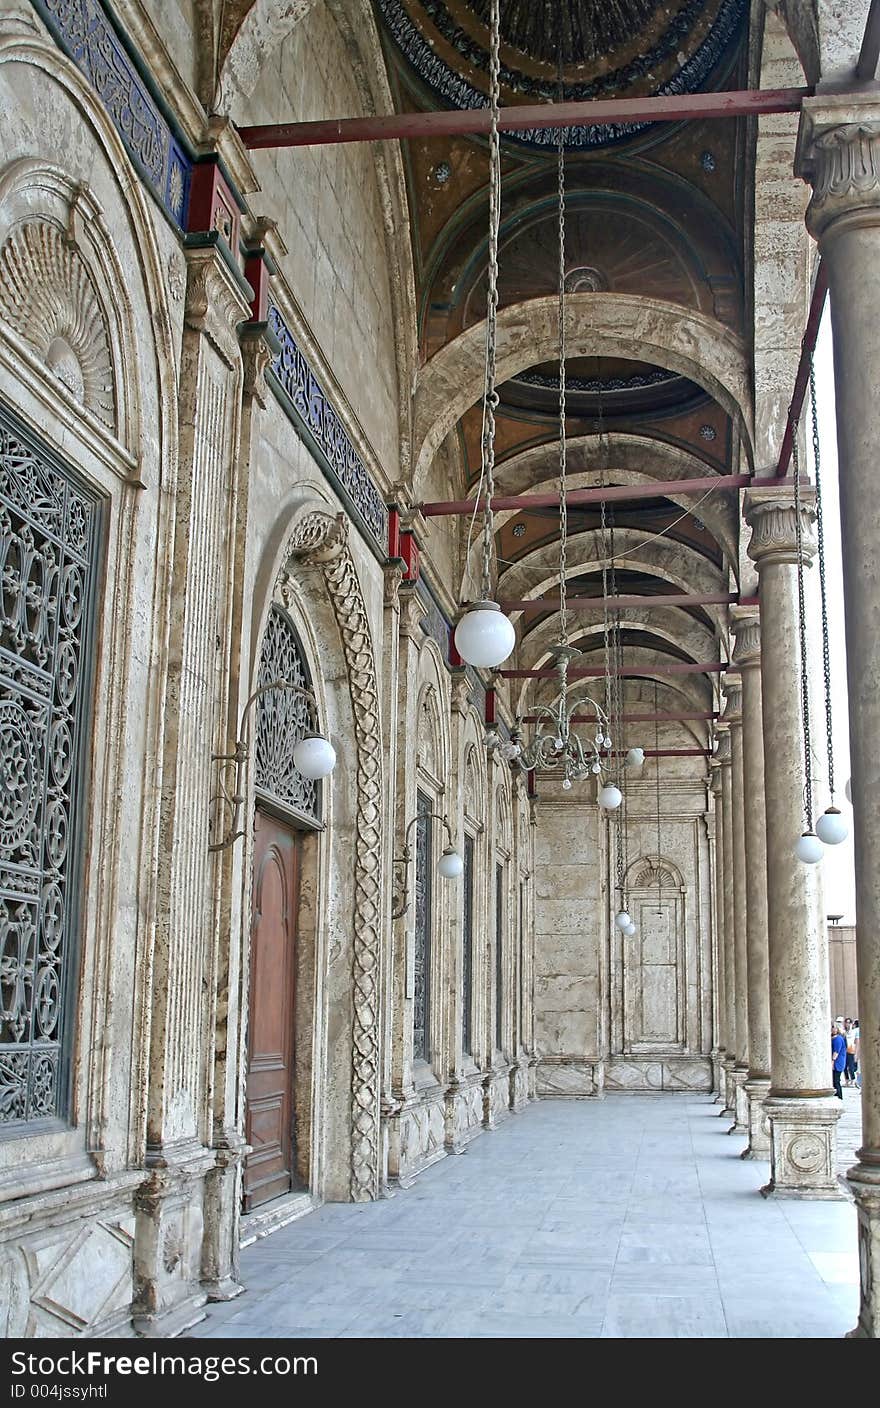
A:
[744, 484, 817, 570]
[713, 728, 732, 763]
[721, 680, 742, 722]
[183, 243, 251, 369]
[708, 758, 723, 795]
[796, 96, 880, 240]
[732, 610, 761, 670]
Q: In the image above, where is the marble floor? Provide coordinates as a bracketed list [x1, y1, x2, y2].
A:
[191, 1090, 862, 1340]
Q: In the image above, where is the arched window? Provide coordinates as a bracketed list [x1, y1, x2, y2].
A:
[254, 606, 321, 826]
[0, 405, 101, 1128]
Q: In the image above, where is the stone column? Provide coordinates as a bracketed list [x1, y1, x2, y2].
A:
[797, 100, 880, 1333]
[716, 727, 737, 1117]
[733, 611, 772, 1159]
[723, 681, 750, 1135]
[707, 763, 725, 1098]
[744, 485, 840, 1199]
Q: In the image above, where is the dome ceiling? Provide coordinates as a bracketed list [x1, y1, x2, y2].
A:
[378, 0, 748, 147]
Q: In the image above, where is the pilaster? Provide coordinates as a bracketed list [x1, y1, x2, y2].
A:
[135, 240, 251, 1334]
[708, 761, 726, 1101]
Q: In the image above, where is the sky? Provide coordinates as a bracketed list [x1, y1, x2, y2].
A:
[812, 306, 856, 924]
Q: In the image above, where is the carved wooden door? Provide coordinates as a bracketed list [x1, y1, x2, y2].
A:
[243, 809, 300, 1210]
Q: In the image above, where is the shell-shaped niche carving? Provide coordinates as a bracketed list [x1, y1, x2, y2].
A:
[0, 221, 115, 428]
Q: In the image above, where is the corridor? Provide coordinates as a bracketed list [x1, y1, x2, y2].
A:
[193, 1095, 860, 1339]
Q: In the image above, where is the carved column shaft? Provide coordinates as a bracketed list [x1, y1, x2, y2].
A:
[724, 681, 750, 1134]
[745, 485, 839, 1198]
[709, 764, 727, 1098]
[733, 612, 772, 1158]
[717, 728, 737, 1115]
[799, 101, 880, 1331]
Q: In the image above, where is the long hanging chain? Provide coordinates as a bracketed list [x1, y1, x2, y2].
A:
[655, 680, 662, 911]
[792, 427, 814, 832]
[556, 48, 568, 654]
[810, 358, 836, 803]
[480, 0, 502, 601]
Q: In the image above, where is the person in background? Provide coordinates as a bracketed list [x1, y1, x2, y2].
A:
[832, 1022, 847, 1099]
[844, 1018, 859, 1087]
[853, 1020, 860, 1089]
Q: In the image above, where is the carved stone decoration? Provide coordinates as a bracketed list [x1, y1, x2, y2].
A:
[284, 511, 383, 1201]
[732, 614, 761, 669]
[416, 686, 440, 778]
[745, 488, 817, 568]
[803, 122, 880, 238]
[632, 861, 678, 891]
[463, 745, 482, 824]
[0, 221, 114, 428]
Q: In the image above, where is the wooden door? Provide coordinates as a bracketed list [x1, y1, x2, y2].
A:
[243, 809, 300, 1210]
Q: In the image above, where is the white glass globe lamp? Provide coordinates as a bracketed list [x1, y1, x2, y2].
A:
[438, 846, 464, 880]
[624, 921, 637, 937]
[615, 909, 632, 931]
[598, 783, 623, 810]
[816, 807, 849, 846]
[626, 747, 645, 768]
[795, 831, 824, 865]
[292, 733, 337, 779]
[454, 601, 515, 668]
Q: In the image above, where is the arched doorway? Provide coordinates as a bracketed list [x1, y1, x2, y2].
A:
[243, 605, 322, 1210]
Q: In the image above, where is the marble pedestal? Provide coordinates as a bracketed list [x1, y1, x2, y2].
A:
[729, 1065, 749, 1136]
[741, 1077, 772, 1160]
[760, 1096, 844, 1199]
[846, 1162, 880, 1337]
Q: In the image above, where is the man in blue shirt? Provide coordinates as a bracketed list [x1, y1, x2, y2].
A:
[831, 1024, 847, 1099]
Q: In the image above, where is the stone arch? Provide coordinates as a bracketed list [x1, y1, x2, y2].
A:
[274, 508, 385, 1202]
[412, 292, 753, 491]
[215, 0, 318, 107]
[463, 732, 486, 829]
[491, 434, 739, 568]
[0, 31, 178, 1189]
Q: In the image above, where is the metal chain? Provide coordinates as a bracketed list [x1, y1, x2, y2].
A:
[809, 358, 835, 802]
[556, 47, 568, 651]
[480, 0, 502, 601]
[655, 680, 662, 911]
[792, 429, 814, 832]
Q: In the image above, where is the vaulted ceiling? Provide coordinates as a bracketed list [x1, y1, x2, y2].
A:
[376, 0, 750, 710]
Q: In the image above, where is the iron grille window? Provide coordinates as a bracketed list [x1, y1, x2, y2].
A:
[413, 790, 432, 1062]
[462, 833, 474, 1057]
[254, 606, 320, 825]
[0, 404, 100, 1129]
[495, 862, 504, 1053]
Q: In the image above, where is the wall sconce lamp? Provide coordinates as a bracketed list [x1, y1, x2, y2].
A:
[209, 677, 336, 853]
[391, 812, 463, 919]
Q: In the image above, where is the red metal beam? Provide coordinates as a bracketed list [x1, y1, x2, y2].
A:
[238, 87, 811, 150]
[504, 592, 759, 612]
[522, 710, 719, 723]
[772, 260, 829, 481]
[502, 662, 735, 679]
[422, 474, 750, 518]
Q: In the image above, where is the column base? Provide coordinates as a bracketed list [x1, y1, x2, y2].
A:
[719, 1057, 736, 1117]
[710, 1048, 725, 1102]
[845, 1153, 880, 1338]
[728, 1064, 749, 1135]
[740, 1077, 771, 1159]
[759, 1095, 844, 1199]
